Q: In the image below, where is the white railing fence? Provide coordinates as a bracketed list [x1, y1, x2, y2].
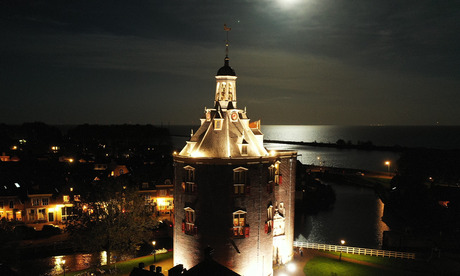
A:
[294, 241, 416, 260]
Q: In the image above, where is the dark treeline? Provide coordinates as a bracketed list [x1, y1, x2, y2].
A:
[0, 122, 172, 158]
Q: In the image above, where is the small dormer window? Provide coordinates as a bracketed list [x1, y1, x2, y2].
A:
[214, 119, 223, 130]
[241, 144, 248, 156]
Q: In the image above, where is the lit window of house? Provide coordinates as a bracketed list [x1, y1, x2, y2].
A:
[38, 208, 46, 220]
[32, 198, 40, 206]
[183, 166, 196, 193]
[42, 198, 49, 206]
[158, 189, 167, 197]
[233, 167, 248, 195]
[233, 210, 249, 238]
[63, 195, 70, 203]
[28, 209, 35, 221]
[183, 207, 197, 235]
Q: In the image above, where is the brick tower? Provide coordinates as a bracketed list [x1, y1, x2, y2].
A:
[173, 30, 297, 276]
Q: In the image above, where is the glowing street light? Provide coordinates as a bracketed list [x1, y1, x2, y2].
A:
[152, 241, 157, 263]
[385, 161, 391, 172]
[339, 240, 346, 261]
[286, 262, 296, 272]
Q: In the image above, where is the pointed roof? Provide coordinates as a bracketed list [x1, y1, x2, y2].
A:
[184, 258, 241, 276]
[178, 108, 267, 158]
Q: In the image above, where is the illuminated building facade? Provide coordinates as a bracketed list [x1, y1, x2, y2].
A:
[173, 40, 297, 275]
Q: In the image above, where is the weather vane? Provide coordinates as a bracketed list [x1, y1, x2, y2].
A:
[224, 24, 231, 57]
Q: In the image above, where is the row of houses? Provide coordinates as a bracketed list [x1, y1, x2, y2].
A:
[0, 160, 174, 228]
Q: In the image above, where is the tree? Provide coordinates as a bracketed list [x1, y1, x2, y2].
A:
[66, 176, 157, 265]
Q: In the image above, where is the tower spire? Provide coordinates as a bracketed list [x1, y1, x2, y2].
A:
[224, 24, 231, 58]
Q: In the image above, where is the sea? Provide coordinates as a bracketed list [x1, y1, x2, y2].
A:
[170, 125, 460, 172]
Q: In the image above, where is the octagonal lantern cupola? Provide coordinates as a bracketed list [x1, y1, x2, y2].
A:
[214, 43, 237, 110]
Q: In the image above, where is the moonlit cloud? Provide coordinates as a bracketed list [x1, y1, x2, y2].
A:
[1, 0, 459, 125]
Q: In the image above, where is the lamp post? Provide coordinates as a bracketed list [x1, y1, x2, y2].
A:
[152, 241, 156, 263]
[385, 161, 391, 173]
[339, 240, 345, 261]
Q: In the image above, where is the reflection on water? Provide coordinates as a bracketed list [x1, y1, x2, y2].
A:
[264, 142, 400, 172]
[18, 251, 123, 276]
[296, 182, 389, 249]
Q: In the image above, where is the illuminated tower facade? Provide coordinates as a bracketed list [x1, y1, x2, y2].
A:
[173, 34, 296, 276]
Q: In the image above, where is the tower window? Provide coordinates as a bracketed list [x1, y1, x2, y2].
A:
[183, 166, 197, 193]
[232, 210, 248, 238]
[220, 83, 226, 100]
[265, 205, 273, 234]
[269, 162, 281, 185]
[233, 167, 248, 195]
[228, 84, 233, 101]
[183, 207, 197, 235]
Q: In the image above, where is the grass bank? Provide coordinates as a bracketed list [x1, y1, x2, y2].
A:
[305, 251, 460, 275]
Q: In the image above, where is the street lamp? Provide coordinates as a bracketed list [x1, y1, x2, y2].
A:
[385, 161, 391, 172]
[339, 240, 346, 261]
[152, 241, 156, 263]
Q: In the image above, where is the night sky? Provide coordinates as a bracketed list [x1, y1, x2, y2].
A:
[1, 0, 459, 126]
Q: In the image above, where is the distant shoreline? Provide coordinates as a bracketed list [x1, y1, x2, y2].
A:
[264, 139, 408, 152]
[172, 134, 408, 152]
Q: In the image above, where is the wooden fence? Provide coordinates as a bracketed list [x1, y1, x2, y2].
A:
[294, 241, 416, 260]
